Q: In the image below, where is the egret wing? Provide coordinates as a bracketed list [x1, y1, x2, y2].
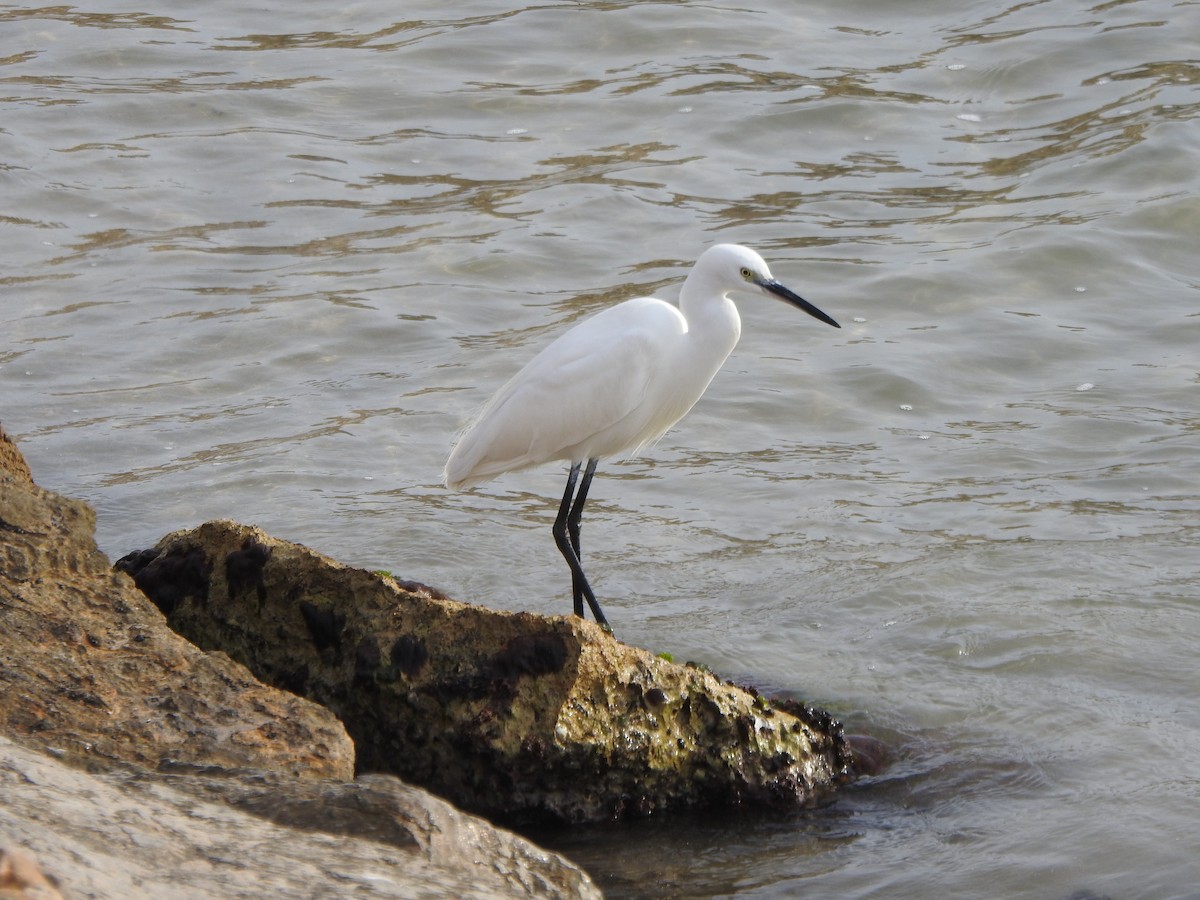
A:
[446, 299, 683, 487]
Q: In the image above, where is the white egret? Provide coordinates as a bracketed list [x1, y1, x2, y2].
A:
[444, 244, 840, 630]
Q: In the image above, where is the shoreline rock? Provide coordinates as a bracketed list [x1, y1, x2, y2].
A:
[0, 423, 599, 898]
[0, 734, 597, 899]
[117, 520, 852, 825]
[0, 425, 352, 780]
[2, 419, 856, 895]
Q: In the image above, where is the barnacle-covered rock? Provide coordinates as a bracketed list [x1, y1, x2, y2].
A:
[122, 519, 852, 824]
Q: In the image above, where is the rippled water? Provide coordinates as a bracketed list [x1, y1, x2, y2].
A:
[4, 0, 1199, 896]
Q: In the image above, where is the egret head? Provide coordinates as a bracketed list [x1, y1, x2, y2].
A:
[702, 244, 840, 329]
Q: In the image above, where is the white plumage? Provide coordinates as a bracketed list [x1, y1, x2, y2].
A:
[444, 243, 840, 629]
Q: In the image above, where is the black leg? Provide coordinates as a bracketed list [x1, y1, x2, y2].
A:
[554, 462, 585, 617]
[551, 459, 610, 629]
[567, 458, 597, 613]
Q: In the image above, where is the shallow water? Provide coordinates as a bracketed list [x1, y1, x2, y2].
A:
[4, 0, 1199, 896]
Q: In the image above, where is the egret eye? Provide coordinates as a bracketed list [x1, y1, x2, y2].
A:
[739, 267, 754, 281]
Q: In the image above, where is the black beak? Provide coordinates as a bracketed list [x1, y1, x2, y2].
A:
[759, 279, 841, 329]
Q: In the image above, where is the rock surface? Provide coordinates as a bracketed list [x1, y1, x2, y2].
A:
[0, 424, 599, 898]
[120, 520, 853, 825]
[0, 735, 597, 899]
[0, 842, 63, 900]
[0, 426, 353, 779]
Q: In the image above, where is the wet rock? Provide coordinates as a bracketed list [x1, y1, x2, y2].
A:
[844, 733, 892, 777]
[0, 427, 352, 779]
[124, 520, 853, 824]
[0, 735, 598, 899]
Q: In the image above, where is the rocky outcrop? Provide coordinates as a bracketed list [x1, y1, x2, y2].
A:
[0, 735, 597, 899]
[0, 424, 599, 898]
[0, 426, 352, 779]
[119, 521, 853, 825]
[1, 416, 854, 896]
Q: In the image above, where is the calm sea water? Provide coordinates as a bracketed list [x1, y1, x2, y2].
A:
[4, 0, 1198, 896]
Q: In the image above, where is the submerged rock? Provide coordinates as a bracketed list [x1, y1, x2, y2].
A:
[120, 520, 853, 824]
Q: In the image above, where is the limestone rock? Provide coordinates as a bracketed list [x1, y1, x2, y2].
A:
[121, 520, 853, 824]
[0, 735, 599, 899]
[0, 428, 353, 779]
